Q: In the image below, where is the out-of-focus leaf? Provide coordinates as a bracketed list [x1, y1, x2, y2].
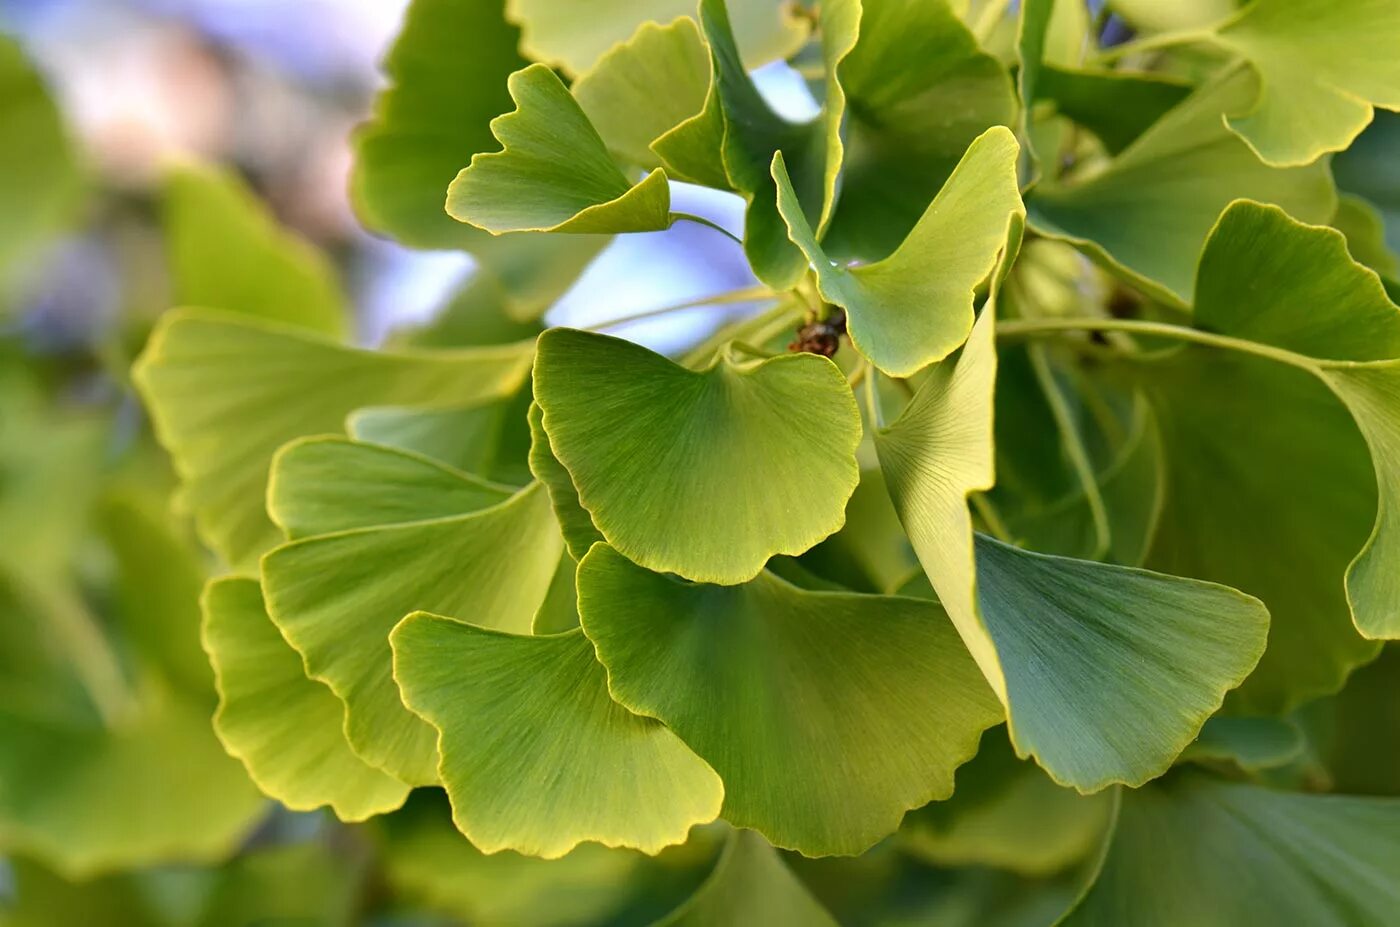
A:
[1061, 773, 1400, 925]
[165, 163, 346, 337]
[201, 576, 409, 820]
[263, 469, 561, 787]
[347, 391, 534, 486]
[391, 615, 723, 857]
[0, 37, 80, 301]
[446, 65, 671, 235]
[877, 309, 1269, 792]
[534, 328, 860, 585]
[578, 544, 1003, 856]
[505, 0, 808, 75]
[775, 127, 1024, 377]
[1333, 110, 1400, 254]
[1332, 193, 1399, 277]
[1028, 72, 1335, 305]
[1035, 67, 1193, 156]
[901, 726, 1113, 876]
[134, 309, 533, 567]
[1209, 0, 1400, 166]
[1179, 715, 1304, 771]
[655, 830, 838, 926]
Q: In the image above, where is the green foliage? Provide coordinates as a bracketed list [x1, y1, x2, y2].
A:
[8, 0, 1400, 922]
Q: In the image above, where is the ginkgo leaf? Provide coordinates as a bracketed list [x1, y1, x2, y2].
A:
[1028, 71, 1336, 305]
[1035, 67, 1194, 157]
[571, 17, 712, 171]
[1333, 110, 1400, 256]
[577, 544, 1003, 856]
[165, 163, 346, 337]
[201, 576, 409, 821]
[822, 0, 1018, 260]
[1209, 0, 1400, 167]
[527, 402, 602, 560]
[347, 392, 534, 486]
[774, 126, 1024, 377]
[1179, 715, 1304, 772]
[900, 726, 1114, 877]
[1060, 774, 1400, 925]
[1333, 194, 1399, 278]
[0, 37, 80, 298]
[377, 793, 649, 927]
[391, 614, 723, 858]
[876, 308, 1269, 792]
[446, 64, 671, 235]
[533, 328, 860, 585]
[505, 0, 808, 76]
[350, 0, 604, 312]
[655, 830, 838, 926]
[0, 695, 266, 879]
[267, 437, 512, 539]
[262, 479, 562, 786]
[654, 0, 855, 288]
[134, 309, 533, 567]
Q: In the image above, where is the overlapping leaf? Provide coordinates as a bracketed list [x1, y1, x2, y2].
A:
[392, 615, 723, 857]
[201, 576, 409, 820]
[775, 126, 1024, 377]
[578, 544, 1003, 855]
[165, 163, 346, 337]
[134, 309, 532, 567]
[877, 307, 1269, 792]
[534, 328, 860, 584]
[655, 830, 838, 926]
[262, 440, 561, 786]
[1061, 774, 1400, 925]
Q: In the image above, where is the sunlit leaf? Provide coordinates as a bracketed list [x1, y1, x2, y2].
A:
[1061, 773, 1400, 925]
[877, 308, 1269, 792]
[446, 64, 671, 235]
[534, 328, 860, 584]
[578, 544, 1002, 855]
[391, 614, 723, 857]
[165, 163, 346, 337]
[201, 576, 409, 821]
[134, 309, 533, 567]
[1209, 0, 1400, 166]
[262, 474, 562, 786]
[775, 126, 1024, 376]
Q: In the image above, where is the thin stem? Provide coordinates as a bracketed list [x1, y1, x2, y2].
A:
[971, 493, 1014, 544]
[846, 358, 870, 390]
[1028, 344, 1111, 559]
[581, 284, 776, 332]
[670, 212, 745, 247]
[1093, 27, 1212, 63]
[682, 298, 802, 367]
[996, 316, 1318, 370]
[863, 367, 883, 429]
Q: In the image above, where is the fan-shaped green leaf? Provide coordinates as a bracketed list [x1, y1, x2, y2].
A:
[527, 401, 602, 560]
[262, 480, 562, 785]
[165, 163, 346, 337]
[446, 64, 671, 235]
[533, 328, 860, 585]
[876, 308, 1269, 792]
[572, 17, 712, 171]
[0, 37, 80, 300]
[133, 309, 533, 567]
[391, 615, 723, 857]
[0, 695, 265, 879]
[822, 0, 1018, 260]
[774, 126, 1024, 377]
[201, 576, 409, 821]
[268, 437, 512, 539]
[655, 830, 838, 926]
[1060, 774, 1400, 925]
[1027, 72, 1336, 305]
[1209, 0, 1400, 167]
[1179, 716, 1304, 772]
[577, 544, 1003, 856]
[505, 0, 808, 76]
[901, 726, 1114, 876]
[347, 392, 534, 485]
[1333, 194, 1399, 278]
[350, 0, 604, 312]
